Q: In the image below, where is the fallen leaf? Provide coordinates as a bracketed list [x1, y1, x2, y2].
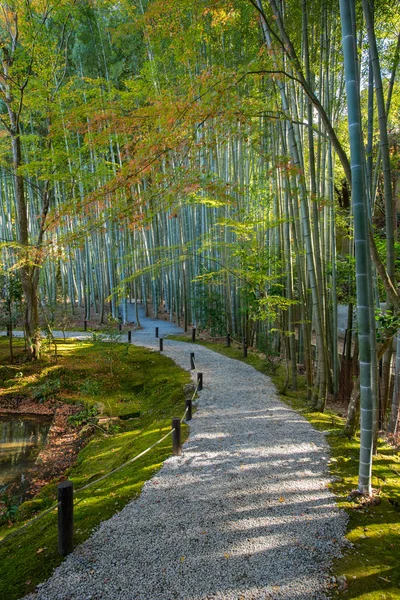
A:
[279, 496, 285, 503]
[36, 547, 47, 554]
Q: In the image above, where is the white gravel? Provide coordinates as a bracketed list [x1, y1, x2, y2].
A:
[24, 310, 348, 600]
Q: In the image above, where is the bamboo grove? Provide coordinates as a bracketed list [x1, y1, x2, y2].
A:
[0, 0, 399, 494]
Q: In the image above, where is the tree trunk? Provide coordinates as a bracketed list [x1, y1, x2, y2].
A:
[340, 0, 377, 495]
[11, 131, 40, 359]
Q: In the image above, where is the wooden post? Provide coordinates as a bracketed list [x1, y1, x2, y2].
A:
[128, 330, 132, 343]
[159, 338, 163, 352]
[172, 417, 182, 456]
[191, 328, 196, 343]
[243, 338, 247, 358]
[84, 320, 87, 332]
[226, 333, 230, 347]
[190, 352, 195, 370]
[197, 372, 203, 391]
[185, 398, 192, 421]
[118, 323, 122, 332]
[58, 480, 73, 556]
[155, 326, 159, 338]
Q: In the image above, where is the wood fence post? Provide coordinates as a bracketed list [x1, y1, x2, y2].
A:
[185, 398, 192, 421]
[172, 418, 182, 456]
[192, 328, 196, 342]
[58, 481, 73, 556]
[159, 338, 163, 352]
[197, 372, 203, 391]
[190, 352, 195, 370]
[155, 326, 159, 338]
[226, 333, 230, 347]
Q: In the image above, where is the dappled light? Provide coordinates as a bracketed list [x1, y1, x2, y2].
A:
[0, 0, 399, 597]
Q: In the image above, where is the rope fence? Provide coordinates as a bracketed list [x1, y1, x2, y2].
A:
[0, 372, 198, 552]
[0, 499, 62, 545]
[182, 330, 248, 356]
[74, 428, 175, 496]
[1, 330, 204, 555]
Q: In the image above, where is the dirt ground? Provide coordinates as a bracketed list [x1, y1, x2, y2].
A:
[1, 399, 85, 503]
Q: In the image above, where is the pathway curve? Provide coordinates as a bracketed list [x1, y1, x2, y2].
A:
[24, 307, 347, 600]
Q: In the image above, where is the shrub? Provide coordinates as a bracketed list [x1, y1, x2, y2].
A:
[79, 377, 102, 397]
[67, 404, 99, 428]
[32, 378, 61, 403]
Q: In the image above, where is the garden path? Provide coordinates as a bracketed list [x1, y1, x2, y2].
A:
[23, 306, 347, 600]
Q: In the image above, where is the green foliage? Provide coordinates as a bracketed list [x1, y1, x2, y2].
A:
[0, 488, 19, 524]
[0, 366, 17, 385]
[254, 294, 297, 323]
[79, 377, 103, 397]
[192, 285, 227, 336]
[375, 309, 400, 342]
[0, 272, 23, 329]
[104, 422, 120, 435]
[373, 237, 400, 300]
[92, 314, 128, 376]
[67, 404, 99, 428]
[329, 254, 356, 304]
[32, 379, 60, 403]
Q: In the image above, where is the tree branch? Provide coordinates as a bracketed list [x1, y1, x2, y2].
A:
[369, 225, 400, 309]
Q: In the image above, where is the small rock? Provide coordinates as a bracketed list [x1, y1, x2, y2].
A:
[337, 575, 348, 591]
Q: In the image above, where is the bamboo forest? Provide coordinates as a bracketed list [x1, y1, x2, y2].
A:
[0, 1, 399, 599]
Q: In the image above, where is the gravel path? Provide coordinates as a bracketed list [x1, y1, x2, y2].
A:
[25, 307, 347, 600]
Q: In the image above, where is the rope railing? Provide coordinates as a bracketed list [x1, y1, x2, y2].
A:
[180, 406, 189, 424]
[183, 331, 246, 353]
[1, 329, 205, 553]
[0, 396, 193, 551]
[0, 500, 61, 545]
[74, 428, 175, 496]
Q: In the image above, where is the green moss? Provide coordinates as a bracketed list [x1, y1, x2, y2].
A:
[0, 338, 190, 600]
[168, 335, 400, 599]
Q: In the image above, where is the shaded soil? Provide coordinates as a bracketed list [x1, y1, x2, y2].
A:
[28, 403, 85, 497]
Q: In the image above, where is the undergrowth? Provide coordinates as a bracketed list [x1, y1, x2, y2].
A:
[0, 338, 191, 600]
[168, 334, 400, 600]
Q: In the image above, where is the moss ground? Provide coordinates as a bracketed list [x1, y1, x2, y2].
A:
[0, 337, 191, 600]
[168, 335, 400, 600]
